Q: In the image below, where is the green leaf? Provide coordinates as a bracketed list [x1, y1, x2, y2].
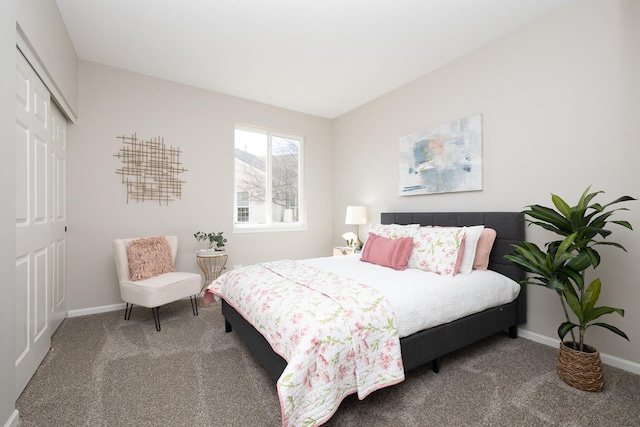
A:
[514, 242, 546, 262]
[547, 277, 567, 292]
[558, 272, 580, 296]
[589, 322, 629, 340]
[593, 241, 628, 253]
[565, 252, 592, 272]
[582, 278, 601, 314]
[564, 290, 583, 322]
[526, 220, 563, 235]
[558, 322, 577, 340]
[505, 253, 545, 276]
[553, 233, 576, 265]
[551, 193, 572, 219]
[580, 187, 601, 208]
[525, 205, 570, 232]
[611, 219, 633, 231]
[602, 195, 637, 208]
[583, 306, 624, 324]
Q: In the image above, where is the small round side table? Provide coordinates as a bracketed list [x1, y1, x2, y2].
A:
[196, 251, 228, 304]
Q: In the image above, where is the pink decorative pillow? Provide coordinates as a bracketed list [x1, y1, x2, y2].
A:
[408, 227, 466, 276]
[360, 233, 413, 270]
[473, 228, 497, 270]
[127, 237, 176, 281]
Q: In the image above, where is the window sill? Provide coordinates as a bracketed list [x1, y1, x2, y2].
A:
[233, 224, 308, 233]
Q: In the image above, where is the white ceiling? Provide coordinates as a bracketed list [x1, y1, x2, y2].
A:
[56, 0, 573, 119]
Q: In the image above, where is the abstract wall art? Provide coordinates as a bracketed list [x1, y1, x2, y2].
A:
[114, 133, 187, 205]
[399, 114, 482, 196]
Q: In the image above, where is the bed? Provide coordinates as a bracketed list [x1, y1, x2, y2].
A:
[208, 211, 526, 425]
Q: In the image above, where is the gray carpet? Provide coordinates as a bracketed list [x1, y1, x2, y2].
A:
[16, 300, 640, 426]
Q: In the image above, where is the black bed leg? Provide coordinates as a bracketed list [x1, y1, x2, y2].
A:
[225, 318, 232, 333]
[432, 358, 440, 373]
[509, 325, 518, 339]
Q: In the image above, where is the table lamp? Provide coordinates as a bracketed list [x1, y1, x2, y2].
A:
[345, 205, 368, 250]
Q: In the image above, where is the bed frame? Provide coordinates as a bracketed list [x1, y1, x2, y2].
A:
[221, 211, 526, 379]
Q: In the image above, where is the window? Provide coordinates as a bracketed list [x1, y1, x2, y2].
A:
[236, 191, 249, 223]
[234, 125, 305, 231]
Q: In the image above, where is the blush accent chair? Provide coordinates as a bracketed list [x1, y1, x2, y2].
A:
[112, 236, 201, 331]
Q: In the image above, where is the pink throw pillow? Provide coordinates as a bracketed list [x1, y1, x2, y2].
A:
[473, 228, 497, 270]
[360, 233, 413, 270]
[127, 237, 176, 281]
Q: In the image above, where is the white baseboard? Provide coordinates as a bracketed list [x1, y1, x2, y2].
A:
[518, 329, 640, 375]
[3, 409, 19, 427]
[67, 297, 198, 318]
[67, 303, 125, 317]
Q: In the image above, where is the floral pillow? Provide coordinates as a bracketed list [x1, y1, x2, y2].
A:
[407, 227, 466, 276]
[368, 223, 420, 239]
[127, 236, 175, 281]
[441, 225, 484, 274]
[360, 233, 414, 270]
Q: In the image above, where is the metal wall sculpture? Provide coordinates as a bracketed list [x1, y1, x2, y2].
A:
[115, 133, 187, 205]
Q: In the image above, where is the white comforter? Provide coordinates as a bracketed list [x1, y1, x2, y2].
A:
[301, 254, 520, 338]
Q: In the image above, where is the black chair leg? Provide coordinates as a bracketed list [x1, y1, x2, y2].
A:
[124, 303, 133, 320]
[190, 295, 199, 316]
[152, 307, 161, 331]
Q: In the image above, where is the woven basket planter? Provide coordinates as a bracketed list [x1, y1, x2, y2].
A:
[557, 341, 604, 392]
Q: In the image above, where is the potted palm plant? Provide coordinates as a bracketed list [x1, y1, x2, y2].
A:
[505, 186, 635, 391]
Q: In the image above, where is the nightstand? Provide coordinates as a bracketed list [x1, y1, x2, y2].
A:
[333, 246, 357, 256]
[196, 251, 228, 303]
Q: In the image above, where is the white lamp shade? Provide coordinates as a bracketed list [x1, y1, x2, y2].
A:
[345, 206, 368, 225]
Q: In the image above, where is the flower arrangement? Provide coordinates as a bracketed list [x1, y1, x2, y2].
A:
[342, 232, 357, 248]
[194, 231, 227, 250]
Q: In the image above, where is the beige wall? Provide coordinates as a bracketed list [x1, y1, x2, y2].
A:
[16, 0, 78, 117]
[67, 61, 334, 310]
[1, 2, 17, 426]
[333, 0, 640, 367]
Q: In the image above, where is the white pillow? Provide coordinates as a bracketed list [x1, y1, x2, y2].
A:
[457, 225, 484, 274]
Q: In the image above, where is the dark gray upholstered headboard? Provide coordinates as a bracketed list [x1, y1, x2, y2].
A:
[381, 212, 527, 323]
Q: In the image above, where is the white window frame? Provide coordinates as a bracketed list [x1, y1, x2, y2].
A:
[233, 124, 306, 233]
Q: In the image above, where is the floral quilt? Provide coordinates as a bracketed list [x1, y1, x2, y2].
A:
[205, 260, 405, 427]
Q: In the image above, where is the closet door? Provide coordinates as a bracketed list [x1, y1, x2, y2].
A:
[15, 47, 68, 398]
[49, 101, 68, 333]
